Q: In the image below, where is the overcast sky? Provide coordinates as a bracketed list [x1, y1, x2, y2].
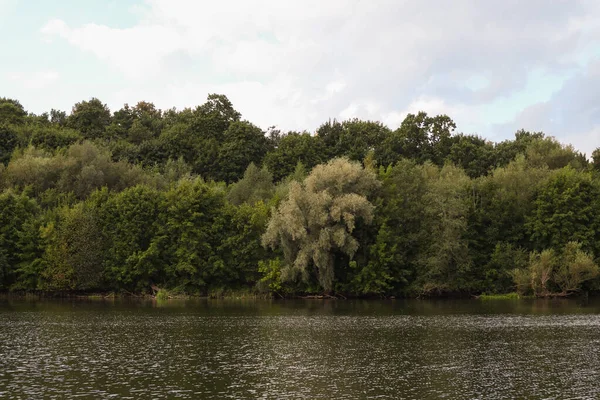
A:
[1, 0, 599, 154]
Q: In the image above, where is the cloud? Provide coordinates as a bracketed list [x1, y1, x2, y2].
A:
[11, 70, 60, 90]
[0, 0, 16, 24]
[494, 60, 600, 155]
[36, 0, 600, 150]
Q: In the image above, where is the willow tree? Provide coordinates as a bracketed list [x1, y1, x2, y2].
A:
[262, 158, 379, 292]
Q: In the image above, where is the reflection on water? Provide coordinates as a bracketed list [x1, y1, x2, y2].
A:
[1, 298, 600, 399]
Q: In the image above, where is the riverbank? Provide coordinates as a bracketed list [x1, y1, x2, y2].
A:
[1, 289, 594, 301]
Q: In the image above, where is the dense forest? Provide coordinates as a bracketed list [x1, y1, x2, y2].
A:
[1, 94, 599, 298]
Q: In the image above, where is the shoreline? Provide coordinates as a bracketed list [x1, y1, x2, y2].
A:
[0, 291, 592, 301]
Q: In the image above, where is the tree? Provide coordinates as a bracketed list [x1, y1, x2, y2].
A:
[528, 249, 556, 297]
[356, 159, 428, 295]
[189, 94, 242, 179]
[592, 148, 600, 172]
[375, 112, 456, 167]
[262, 158, 379, 292]
[50, 109, 67, 126]
[0, 98, 27, 125]
[527, 167, 600, 254]
[21, 125, 82, 151]
[0, 125, 17, 165]
[66, 98, 111, 139]
[99, 185, 164, 291]
[155, 178, 230, 290]
[525, 136, 587, 170]
[228, 163, 274, 206]
[0, 190, 39, 289]
[214, 121, 269, 183]
[554, 242, 598, 294]
[317, 119, 391, 162]
[446, 134, 495, 177]
[417, 163, 473, 294]
[39, 202, 105, 290]
[263, 132, 327, 181]
[511, 242, 599, 296]
[493, 130, 545, 168]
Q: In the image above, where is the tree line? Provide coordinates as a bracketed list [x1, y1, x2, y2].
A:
[1, 95, 599, 297]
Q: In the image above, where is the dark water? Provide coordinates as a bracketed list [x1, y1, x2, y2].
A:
[1, 298, 600, 399]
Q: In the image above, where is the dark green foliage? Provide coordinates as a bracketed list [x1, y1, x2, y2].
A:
[357, 160, 427, 294]
[0, 125, 18, 164]
[227, 163, 274, 206]
[527, 168, 600, 254]
[320, 119, 391, 162]
[375, 112, 455, 168]
[0, 98, 27, 125]
[15, 124, 82, 151]
[447, 134, 496, 177]
[214, 121, 269, 183]
[99, 185, 164, 291]
[0, 190, 39, 288]
[263, 132, 327, 181]
[1, 95, 599, 297]
[155, 179, 228, 290]
[66, 98, 112, 139]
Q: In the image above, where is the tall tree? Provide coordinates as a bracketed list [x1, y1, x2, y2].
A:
[0, 98, 27, 125]
[66, 98, 112, 139]
[262, 158, 379, 292]
[214, 121, 269, 183]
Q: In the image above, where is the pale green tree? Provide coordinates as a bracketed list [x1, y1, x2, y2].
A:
[262, 158, 379, 292]
[227, 163, 274, 206]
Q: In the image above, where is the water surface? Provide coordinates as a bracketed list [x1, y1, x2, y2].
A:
[1, 298, 599, 399]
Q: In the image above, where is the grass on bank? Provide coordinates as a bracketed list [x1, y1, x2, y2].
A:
[477, 292, 528, 300]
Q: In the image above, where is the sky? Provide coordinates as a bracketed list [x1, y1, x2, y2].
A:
[1, 0, 599, 154]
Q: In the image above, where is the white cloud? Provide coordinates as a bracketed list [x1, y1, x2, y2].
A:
[0, 0, 16, 25]
[494, 59, 600, 155]
[11, 70, 59, 90]
[34, 0, 600, 150]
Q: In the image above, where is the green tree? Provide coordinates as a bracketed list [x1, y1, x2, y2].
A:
[263, 132, 327, 181]
[527, 167, 600, 254]
[417, 163, 472, 294]
[554, 242, 598, 294]
[100, 185, 164, 291]
[375, 112, 455, 167]
[214, 121, 269, 183]
[189, 94, 241, 179]
[0, 124, 18, 165]
[0, 98, 27, 125]
[0, 190, 40, 288]
[228, 163, 274, 206]
[318, 119, 391, 162]
[66, 98, 112, 139]
[525, 136, 587, 170]
[356, 160, 427, 294]
[262, 158, 379, 292]
[155, 178, 229, 291]
[50, 109, 67, 126]
[446, 134, 495, 177]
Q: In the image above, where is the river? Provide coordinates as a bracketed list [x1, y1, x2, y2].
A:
[1, 298, 599, 399]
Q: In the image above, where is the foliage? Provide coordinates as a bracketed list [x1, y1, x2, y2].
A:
[416, 163, 473, 294]
[66, 98, 112, 139]
[527, 168, 600, 254]
[227, 163, 274, 206]
[262, 158, 379, 292]
[0, 124, 18, 165]
[263, 132, 327, 181]
[511, 242, 598, 296]
[1, 94, 600, 297]
[0, 98, 27, 125]
[554, 242, 599, 294]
